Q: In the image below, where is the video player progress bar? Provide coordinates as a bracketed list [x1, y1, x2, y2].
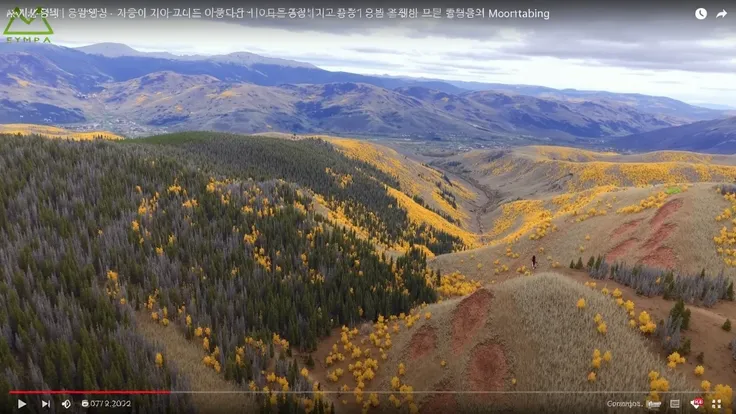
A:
[10, 390, 705, 395]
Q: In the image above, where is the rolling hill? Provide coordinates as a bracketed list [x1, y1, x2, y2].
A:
[0, 65, 691, 141]
[76, 42, 321, 69]
[0, 123, 123, 140]
[614, 116, 736, 154]
[436, 80, 730, 122]
[1, 43, 729, 142]
[1, 131, 734, 413]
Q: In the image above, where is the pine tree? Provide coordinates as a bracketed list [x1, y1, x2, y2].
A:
[570, 260, 575, 269]
[669, 299, 691, 330]
[575, 257, 584, 270]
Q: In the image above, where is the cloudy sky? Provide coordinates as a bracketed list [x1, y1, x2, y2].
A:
[39, 3, 736, 106]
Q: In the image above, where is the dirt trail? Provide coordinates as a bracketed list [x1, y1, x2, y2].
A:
[134, 312, 254, 414]
[556, 268, 736, 388]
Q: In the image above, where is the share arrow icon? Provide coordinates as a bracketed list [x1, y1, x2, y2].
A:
[716, 9, 727, 18]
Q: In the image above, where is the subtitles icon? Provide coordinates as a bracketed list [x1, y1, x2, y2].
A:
[669, 399, 680, 409]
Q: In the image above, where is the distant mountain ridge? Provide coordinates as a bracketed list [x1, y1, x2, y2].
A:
[613, 116, 736, 154]
[73, 44, 733, 122]
[0, 42, 730, 142]
[76, 42, 320, 69]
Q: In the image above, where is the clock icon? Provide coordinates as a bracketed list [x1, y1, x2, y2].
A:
[695, 8, 708, 19]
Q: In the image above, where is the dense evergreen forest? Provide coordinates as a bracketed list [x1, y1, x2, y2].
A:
[134, 133, 466, 255]
[0, 134, 442, 412]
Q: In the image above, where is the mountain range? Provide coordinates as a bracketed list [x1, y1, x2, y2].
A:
[2, 42, 735, 151]
[614, 116, 736, 153]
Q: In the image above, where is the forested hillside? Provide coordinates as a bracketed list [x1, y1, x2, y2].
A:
[0, 134, 442, 412]
[136, 133, 466, 255]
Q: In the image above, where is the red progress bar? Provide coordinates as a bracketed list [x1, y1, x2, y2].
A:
[10, 390, 171, 395]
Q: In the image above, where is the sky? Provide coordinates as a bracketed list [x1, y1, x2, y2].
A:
[31, 3, 736, 106]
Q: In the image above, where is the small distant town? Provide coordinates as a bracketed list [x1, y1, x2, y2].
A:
[66, 119, 168, 138]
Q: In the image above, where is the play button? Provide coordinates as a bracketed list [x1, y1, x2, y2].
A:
[17, 399, 26, 409]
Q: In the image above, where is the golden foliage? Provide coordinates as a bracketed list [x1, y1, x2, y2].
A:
[329, 138, 475, 200]
[432, 271, 481, 297]
[387, 187, 477, 248]
[617, 191, 670, 214]
[0, 124, 124, 140]
[713, 191, 736, 267]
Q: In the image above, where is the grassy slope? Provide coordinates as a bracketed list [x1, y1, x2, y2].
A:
[307, 273, 695, 413]
[134, 311, 255, 413]
[431, 184, 734, 280]
[561, 268, 736, 390]
[0, 123, 124, 140]
[496, 273, 691, 413]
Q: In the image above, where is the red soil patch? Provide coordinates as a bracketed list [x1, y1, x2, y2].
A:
[650, 198, 683, 228]
[612, 218, 643, 238]
[420, 393, 457, 414]
[606, 238, 639, 262]
[466, 342, 509, 401]
[408, 324, 437, 362]
[420, 380, 457, 414]
[642, 223, 678, 250]
[639, 246, 677, 269]
[452, 289, 493, 351]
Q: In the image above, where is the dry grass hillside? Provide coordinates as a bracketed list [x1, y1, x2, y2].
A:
[306, 273, 706, 413]
[436, 145, 736, 200]
[432, 183, 736, 278]
[0, 123, 124, 140]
